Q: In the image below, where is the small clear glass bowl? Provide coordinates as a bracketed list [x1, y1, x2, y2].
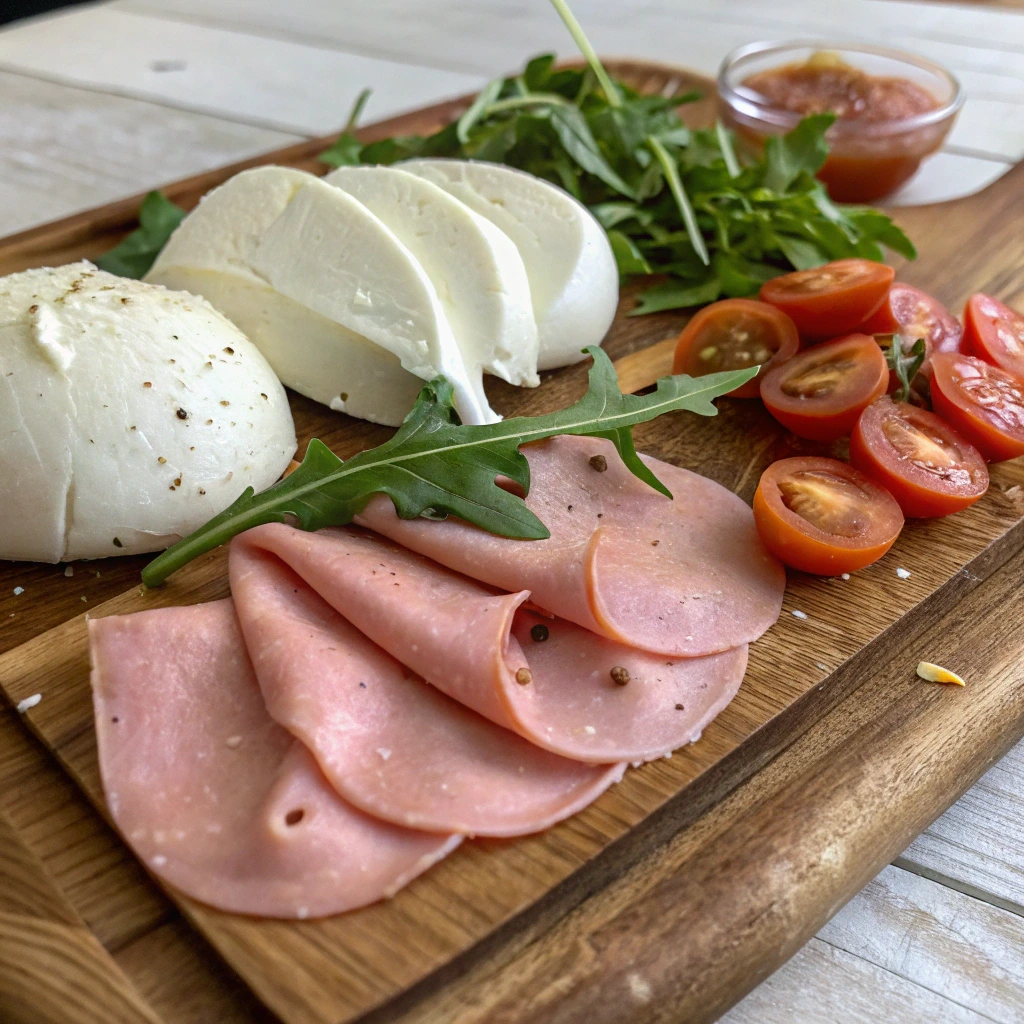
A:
[718, 40, 964, 202]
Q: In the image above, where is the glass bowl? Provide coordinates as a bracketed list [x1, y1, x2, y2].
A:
[717, 40, 964, 202]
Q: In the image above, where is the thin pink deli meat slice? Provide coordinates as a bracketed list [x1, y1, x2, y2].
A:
[357, 435, 785, 656]
[89, 600, 459, 919]
[233, 524, 750, 764]
[229, 541, 624, 837]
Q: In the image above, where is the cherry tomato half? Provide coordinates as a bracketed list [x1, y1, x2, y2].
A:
[859, 282, 963, 383]
[672, 299, 800, 398]
[753, 456, 904, 575]
[759, 333, 888, 441]
[963, 293, 1024, 380]
[760, 259, 895, 339]
[850, 396, 989, 518]
[930, 353, 1024, 463]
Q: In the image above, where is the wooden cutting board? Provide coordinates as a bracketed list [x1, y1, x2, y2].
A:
[2, 61, 1024, 1024]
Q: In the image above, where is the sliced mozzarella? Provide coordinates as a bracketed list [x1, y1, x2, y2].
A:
[145, 268, 424, 427]
[399, 159, 619, 370]
[148, 166, 496, 425]
[324, 165, 538, 388]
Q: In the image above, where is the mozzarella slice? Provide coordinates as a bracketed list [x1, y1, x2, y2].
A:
[399, 159, 619, 371]
[148, 166, 497, 425]
[324, 165, 539, 388]
[145, 268, 424, 427]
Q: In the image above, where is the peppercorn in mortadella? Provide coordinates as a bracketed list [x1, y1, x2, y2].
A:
[357, 435, 786, 657]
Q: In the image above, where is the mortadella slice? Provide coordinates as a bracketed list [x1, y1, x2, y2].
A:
[232, 524, 749, 763]
[229, 540, 624, 836]
[89, 600, 459, 918]
[357, 435, 785, 656]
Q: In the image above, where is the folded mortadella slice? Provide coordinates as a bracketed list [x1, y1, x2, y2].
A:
[232, 524, 749, 763]
[229, 540, 624, 836]
[89, 600, 459, 918]
[357, 435, 785, 656]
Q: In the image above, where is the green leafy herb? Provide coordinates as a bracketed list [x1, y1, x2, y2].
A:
[883, 335, 927, 402]
[142, 347, 754, 585]
[96, 191, 186, 279]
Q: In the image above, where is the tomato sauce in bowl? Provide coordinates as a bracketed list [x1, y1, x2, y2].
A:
[719, 43, 963, 202]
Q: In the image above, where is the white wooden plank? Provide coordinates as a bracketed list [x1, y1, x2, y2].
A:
[117, 0, 1024, 82]
[0, 7, 484, 137]
[720, 935, 997, 1024]
[887, 151, 1011, 207]
[0, 70, 299, 237]
[817, 865, 1024, 1023]
[897, 739, 1024, 917]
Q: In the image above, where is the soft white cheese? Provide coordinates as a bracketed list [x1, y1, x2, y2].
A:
[324, 165, 539, 388]
[148, 267, 424, 426]
[148, 166, 497, 425]
[0, 262, 296, 561]
[399, 159, 619, 370]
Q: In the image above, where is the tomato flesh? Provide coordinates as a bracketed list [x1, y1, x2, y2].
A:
[850, 396, 989, 517]
[759, 333, 889, 441]
[672, 298, 799, 398]
[859, 282, 963, 383]
[930, 353, 1024, 463]
[963, 293, 1024, 380]
[760, 259, 895, 339]
[753, 456, 904, 575]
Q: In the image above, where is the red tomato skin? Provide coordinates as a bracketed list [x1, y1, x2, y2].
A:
[859, 282, 963, 384]
[849, 398, 988, 518]
[672, 298, 800, 398]
[760, 259, 894, 339]
[760, 334, 889, 442]
[930, 354, 1024, 463]
[963, 293, 1024, 380]
[753, 457, 903, 575]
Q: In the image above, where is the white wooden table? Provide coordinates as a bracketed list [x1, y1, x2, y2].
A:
[1, 2, 1023, 1020]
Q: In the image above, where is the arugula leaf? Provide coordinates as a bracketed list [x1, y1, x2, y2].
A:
[884, 335, 927, 402]
[549, 105, 636, 198]
[607, 229, 651, 276]
[629, 277, 721, 316]
[457, 76, 504, 144]
[96, 191, 185, 279]
[141, 346, 754, 585]
[763, 113, 835, 193]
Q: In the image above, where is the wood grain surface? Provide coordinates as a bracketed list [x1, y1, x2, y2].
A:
[2, 59, 1024, 1024]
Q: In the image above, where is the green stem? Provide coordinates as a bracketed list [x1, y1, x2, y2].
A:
[648, 135, 709, 266]
[548, 0, 622, 107]
[715, 121, 741, 178]
[344, 88, 371, 132]
[483, 93, 573, 115]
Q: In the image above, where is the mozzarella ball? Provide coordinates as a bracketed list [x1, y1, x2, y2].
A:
[0, 262, 296, 561]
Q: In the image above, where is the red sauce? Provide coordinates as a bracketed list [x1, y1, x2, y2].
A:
[744, 62, 938, 123]
[730, 54, 948, 202]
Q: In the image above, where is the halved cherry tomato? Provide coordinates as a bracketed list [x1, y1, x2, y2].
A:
[759, 333, 888, 441]
[859, 282, 963, 383]
[850, 396, 989, 517]
[930, 353, 1024, 463]
[753, 456, 904, 575]
[963, 293, 1024, 380]
[672, 299, 800, 398]
[760, 259, 895, 339]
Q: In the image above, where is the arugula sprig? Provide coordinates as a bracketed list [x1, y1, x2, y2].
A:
[142, 347, 754, 585]
[882, 335, 927, 402]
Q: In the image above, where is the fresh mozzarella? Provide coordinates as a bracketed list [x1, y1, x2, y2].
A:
[324, 165, 538, 388]
[145, 269, 424, 427]
[399, 159, 619, 370]
[148, 166, 497, 425]
[0, 262, 296, 562]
